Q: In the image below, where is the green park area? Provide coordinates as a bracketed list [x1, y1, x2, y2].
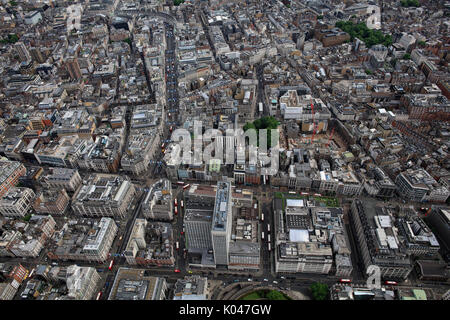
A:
[239, 289, 291, 300]
[0, 34, 19, 44]
[400, 0, 420, 7]
[335, 21, 393, 48]
[314, 196, 340, 207]
[274, 192, 306, 200]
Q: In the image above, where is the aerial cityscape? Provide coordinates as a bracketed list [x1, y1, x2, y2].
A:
[0, 0, 449, 307]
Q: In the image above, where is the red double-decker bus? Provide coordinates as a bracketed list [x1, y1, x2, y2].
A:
[339, 279, 352, 283]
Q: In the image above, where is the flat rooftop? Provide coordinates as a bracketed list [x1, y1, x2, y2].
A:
[108, 268, 165, 300]
[212, 181, 231, 232]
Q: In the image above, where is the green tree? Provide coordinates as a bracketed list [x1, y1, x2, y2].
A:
[400, 0, 420, 7]
[266, 290, 286, 300]
[243, 116, 280, 148]
[1, 34, 19, 44]
[402, 53, 411, 60]
[243, 122, 256, 131]
[310, 282, 329, 300]
[317, 15, 323, 20]
[244, 116, 279, 131]
[383, 34, 393, 47]
[9, 34, 19, 43]
[254, 118, 262, 129]
[123, 38, 132, 46]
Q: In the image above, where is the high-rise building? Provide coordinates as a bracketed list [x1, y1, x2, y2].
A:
[14, 42, 31, 62]
[30, 47, 45, 63]
[65, 58, 82, 80]
[211, 181, 232, 266]
[426, 208, 450, 261]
